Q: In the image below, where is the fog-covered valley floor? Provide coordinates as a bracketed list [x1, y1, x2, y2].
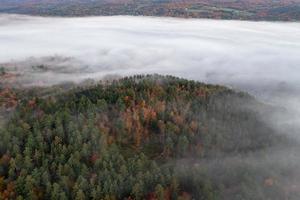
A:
[1, 14, 299, 89]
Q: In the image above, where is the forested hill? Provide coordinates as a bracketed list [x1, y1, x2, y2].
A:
[0, 75, 297, 199]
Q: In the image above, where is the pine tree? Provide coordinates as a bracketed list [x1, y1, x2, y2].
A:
[155, 184, 164, 200]
[75, 189, 86, 200]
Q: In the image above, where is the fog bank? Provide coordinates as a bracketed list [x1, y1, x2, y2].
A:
[1, 14, 300, 85]
[1, 14, 300, 131]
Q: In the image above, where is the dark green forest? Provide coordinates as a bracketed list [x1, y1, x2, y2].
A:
[0, 75, 299, 199]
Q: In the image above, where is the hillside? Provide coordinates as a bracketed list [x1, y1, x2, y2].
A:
[0, 75, 298, 199]
[0, 0, 299, 21]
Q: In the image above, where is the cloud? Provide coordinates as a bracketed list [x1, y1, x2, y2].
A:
[0, 14, 299, 85]
[0, 14, 300, 131]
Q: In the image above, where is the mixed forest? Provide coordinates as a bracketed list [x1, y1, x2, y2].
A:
[0, 74, 299, 199]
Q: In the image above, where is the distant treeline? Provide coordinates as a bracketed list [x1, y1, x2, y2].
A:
[0, 0, 299, 21]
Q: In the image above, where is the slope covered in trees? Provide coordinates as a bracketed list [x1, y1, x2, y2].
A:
[0, 75, 298, 199]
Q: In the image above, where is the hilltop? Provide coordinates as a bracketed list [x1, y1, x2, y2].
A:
[0, 74, 298, 199]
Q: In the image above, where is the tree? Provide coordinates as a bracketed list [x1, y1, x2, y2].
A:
[0, 67, 5, 75]
[177, 135, 189, 157]
[131, 182, 144, 200]
[75, 189, 86, 200]
[51, 183, 62, 200]
[155, 184, 164, 200]
[170, 177, 179, 199]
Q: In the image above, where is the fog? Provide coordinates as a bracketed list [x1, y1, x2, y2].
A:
[1, 14, 300, 86]
[1, 14, 300, 135]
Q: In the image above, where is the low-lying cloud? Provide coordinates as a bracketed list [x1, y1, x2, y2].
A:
[1, 14, 300, 133]
[1, 14, 299, 85]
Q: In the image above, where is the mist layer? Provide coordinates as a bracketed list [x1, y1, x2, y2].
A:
[1, 15, 300, 123]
